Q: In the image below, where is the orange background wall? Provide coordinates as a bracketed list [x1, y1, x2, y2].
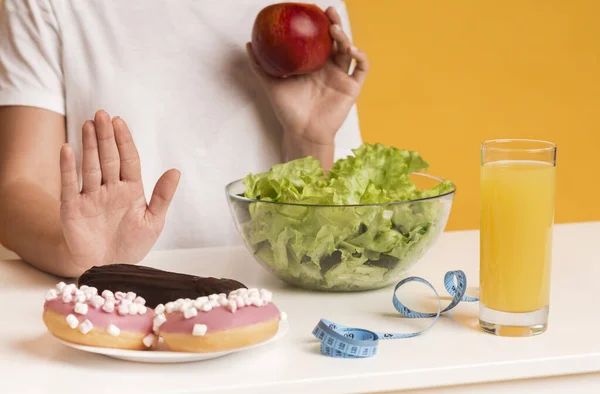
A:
[345, 0, 600, 231]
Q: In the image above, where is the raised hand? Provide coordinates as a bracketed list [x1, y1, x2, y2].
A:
[59, 110, 180, 273]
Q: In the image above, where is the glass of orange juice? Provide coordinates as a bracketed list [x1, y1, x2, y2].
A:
[479, 139, 557, 336]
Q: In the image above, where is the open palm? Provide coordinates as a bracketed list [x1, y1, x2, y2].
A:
[247, 7, 369, 146]
[59, 111, 180, 274]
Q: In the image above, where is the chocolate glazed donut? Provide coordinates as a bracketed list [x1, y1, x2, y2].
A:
[78, 265, 246, 308]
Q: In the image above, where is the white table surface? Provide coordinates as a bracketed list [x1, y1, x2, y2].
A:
[1, 222, 599, 394]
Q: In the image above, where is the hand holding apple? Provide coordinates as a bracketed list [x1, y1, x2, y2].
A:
[247, 4, 370, 170]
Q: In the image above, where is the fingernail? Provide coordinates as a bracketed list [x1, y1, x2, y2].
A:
[333, 24, 341, 30]
[96, 110, 110, 120]
[351, 46, 359, 53]
[114, 117, 126, 128]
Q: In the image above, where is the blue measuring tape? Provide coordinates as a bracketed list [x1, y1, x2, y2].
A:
[312, 270, 479, 358]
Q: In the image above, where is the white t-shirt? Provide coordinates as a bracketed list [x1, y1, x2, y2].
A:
[0, 0, 362, 250]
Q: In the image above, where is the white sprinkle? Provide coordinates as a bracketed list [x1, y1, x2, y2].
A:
[102, 301, 115, 313]
[128, 303, 140, 315]
[180, 301, 193, 312]
[134, 296, 146, 305]
[252, 299, 264, 307]
[174, 299, 186, 309]
[208, 294, 219, 301]
[115, 291, 126, 300]
[90, 295, 105, 308]
[210, 299, 220, 307]
[79, 285, 89, 291]
[56, 282, 66, 292]
[260, 289, 273, 303]
[118, 303, 129, 315]
[184, 307, 198, 319]
[196, 296, 208, 304]
[192, 324, 207, 336]
[75, 294, 87, 303]
[107, 324, 120, 337]
[227, 302, 237, 313]
[219, 297, 229, 306]
[101, 290, 114, 299]
[165, 302, 175, 313]
[120, 298, 132, 306]
[248, 288, 259, 294]
[143, 333, 156, 348]
[154, 304, 165, 315]
[192, 300, 205, 310]
[65, 314, 79, 329]
[44, 289, 58, 301]
[65, 284, 77, 295]
[74, 302, 88, 315]
[280, 311, 288, 321]
[83, 288, 97, 300]
[236, 288, 248, 294]
[200, 302, 212, 312]
[126, 292, 136, 301]
[193, 299, 207, 309]
[62, 293, 73, 303]
[79, 319, 93, 334]
[235, 298, 245, 308]
[153, 314, 167, 331]
[138, 305, 147, 315]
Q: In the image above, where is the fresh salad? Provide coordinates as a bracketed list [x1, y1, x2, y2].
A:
[234, 143, 455, 291]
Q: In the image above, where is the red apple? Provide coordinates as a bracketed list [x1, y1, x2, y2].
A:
[251, 3, 333, 77]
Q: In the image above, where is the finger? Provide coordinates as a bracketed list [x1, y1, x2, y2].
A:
[81, 120, 102, 193]
[246, 43, 275, 88]
[326, 7, 353, 71]
[60, 144, 80, 202]
[349, 46, 370, 86]
[94, 110, 121, 184]
[329, 24, 353, 71]
[325, 6, 343, 26]
[147, 169, 181, 220]
[113, 116, 142, 182]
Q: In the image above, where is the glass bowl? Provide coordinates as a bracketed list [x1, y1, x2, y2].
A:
[225, 173, 455, 291]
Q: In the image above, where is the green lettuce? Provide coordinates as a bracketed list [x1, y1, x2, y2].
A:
[236, 143, 455, 291]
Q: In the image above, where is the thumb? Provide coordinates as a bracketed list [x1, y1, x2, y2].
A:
[147, 169, 181, 221]
[246, 42, 275, 88]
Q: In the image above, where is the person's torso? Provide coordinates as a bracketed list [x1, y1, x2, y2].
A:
[51, 0, 361, 250]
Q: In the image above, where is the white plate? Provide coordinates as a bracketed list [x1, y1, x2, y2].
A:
[55, 320, 289, 363]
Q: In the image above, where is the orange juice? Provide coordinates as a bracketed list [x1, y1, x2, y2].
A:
[480, 160, 556, 313]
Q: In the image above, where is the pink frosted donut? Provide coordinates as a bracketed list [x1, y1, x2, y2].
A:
[157, 288, 283, 352]
[43, 283, 156, 350]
